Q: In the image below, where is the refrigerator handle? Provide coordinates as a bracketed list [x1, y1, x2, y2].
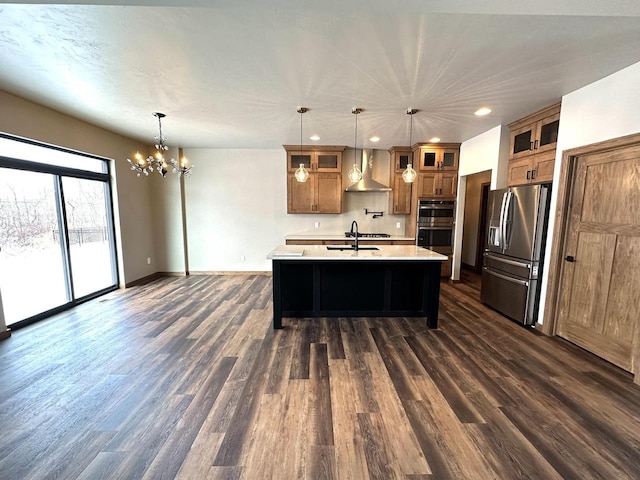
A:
[483, 267, 529, 287]
[498, 192, 508, 247]
[503, 191, 514, 250]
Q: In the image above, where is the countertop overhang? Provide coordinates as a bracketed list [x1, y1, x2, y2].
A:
[267, 244, 447, 261]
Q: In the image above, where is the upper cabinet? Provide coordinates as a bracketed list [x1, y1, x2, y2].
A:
[285, 145, 343, 173]
[284, 145, 346, 214]
[389, 146, 413, 171]
[388, 146, 413, 214]
[414, 143, 460, 171]
[507, 103, 560, 186]
[415, 171, 458, 198]
[411, 143, 460, 199]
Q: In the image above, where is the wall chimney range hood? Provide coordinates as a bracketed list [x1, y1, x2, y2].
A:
[345, 149, 391, 192]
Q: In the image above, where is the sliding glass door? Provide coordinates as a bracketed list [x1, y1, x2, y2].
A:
[62, 177, 117, 299]
[0, 135, 118, 328]
[0, 168, 70, 324]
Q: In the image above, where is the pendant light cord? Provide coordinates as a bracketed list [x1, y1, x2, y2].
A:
[408, 108, 416, 165]
[354, 110, 358, 164]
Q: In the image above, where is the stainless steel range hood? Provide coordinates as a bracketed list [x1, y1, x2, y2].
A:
[345, 149, 391, 192]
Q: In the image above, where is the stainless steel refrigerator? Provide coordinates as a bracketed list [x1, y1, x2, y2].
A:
[480, 184, 551, 325]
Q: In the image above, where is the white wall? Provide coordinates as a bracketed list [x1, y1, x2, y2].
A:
[453, 125, 510, 279]
[151, 146, 186, 273]
[181, 147, 406, 272]
[538, 60, 640, 324]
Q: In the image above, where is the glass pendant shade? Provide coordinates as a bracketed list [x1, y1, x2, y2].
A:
[348, 163, 362, 183]
[294, 107, 310, 183]
[403, 108, 418, 183]
[295, 163, 309, 182]
[402, 163, 417, 183]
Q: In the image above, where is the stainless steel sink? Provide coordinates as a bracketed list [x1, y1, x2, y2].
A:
[326, 246, 379, 251]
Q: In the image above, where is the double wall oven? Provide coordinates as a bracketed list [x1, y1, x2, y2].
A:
[416, 199, 455, 276]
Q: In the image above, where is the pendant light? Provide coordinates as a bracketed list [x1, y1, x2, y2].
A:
[294, 107, 310, 182]
[402, 108, 417, 183]
[347, 107, 363, 183]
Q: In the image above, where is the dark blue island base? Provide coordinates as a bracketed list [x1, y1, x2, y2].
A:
[271, 260, 442, 329]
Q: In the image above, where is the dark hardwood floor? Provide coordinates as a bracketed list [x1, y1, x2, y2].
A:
[1, 273, 639, 479]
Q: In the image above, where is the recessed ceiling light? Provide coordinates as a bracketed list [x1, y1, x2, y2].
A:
[429, 137, 441, 143]
[475, 107, 492, 116]
[369, 136, 380, 142]
[309, 135, 320, 141]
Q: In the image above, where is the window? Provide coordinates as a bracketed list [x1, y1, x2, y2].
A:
[0, 133, 118, 328]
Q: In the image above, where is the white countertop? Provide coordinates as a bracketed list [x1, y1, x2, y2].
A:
[267, 244, 447, 261]
[284, 234, 415, 241]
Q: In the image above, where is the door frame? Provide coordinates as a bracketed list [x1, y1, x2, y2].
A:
[542, 132, 640, 369]
[474, 182, 491, 272]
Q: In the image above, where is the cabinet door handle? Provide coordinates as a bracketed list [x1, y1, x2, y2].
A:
[531, 169, 536, 179]
[529, 141, 534, 151]
[533, 140, 538, 150]
[526, 170, 531, 180]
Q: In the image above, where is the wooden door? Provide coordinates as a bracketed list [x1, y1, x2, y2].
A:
[391, 173, 412, 214]
[532, 150, 555, 183]
[417, 173, 436, 197]
[534, 111, 560, 156]
[507, 157, 533, 186]
[287, 174, 314, 213]
[316, 173, 342, 213]
[509, 121, 536, 160]
[439, 172, 457, 197]
[556, 145, 640, 374]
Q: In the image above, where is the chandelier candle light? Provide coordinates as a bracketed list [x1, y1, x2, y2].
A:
[127, 112, 193, 178]
[294, 107, 310, 183]
[402, 108, 417, 183]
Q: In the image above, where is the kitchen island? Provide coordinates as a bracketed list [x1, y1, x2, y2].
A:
[267, 245, 447, 329]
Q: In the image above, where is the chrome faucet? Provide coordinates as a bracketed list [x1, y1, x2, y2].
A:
[350, 220, 358, 250]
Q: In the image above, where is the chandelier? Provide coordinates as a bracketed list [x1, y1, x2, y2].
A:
[402, 108, 417, 183]
[127, 112, 193, 178]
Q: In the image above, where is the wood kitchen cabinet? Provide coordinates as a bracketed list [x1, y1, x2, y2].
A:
[390, 173, 413, 214]
[414, 143, 460, 171]
[287, 172, 342, 213]
[284, 145, 346, 214]
[405, 142, 460, 239]
[388, 146, 413, 214]
[507, 103, 560, 186]
[507, 150, 556, 186]
[284, 145, 344, 173]
[416, 172, 457, 198]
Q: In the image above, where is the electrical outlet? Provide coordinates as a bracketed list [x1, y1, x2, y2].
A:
[314, 221, 320, 229]
[240, 255, 246, 262]
[396, 222, 401, 229]
[147, 257, 151, 265]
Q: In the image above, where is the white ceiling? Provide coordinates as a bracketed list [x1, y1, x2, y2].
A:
[1, 1, 639, 150]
